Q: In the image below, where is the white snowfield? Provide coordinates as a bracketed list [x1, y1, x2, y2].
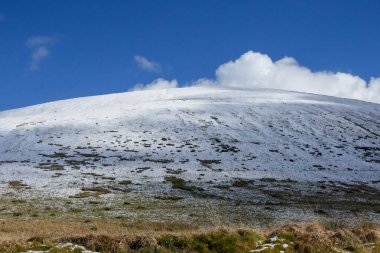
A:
[0, 86, 379, 205]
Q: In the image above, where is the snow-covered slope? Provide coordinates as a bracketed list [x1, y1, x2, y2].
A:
[0, 86, 379, 206]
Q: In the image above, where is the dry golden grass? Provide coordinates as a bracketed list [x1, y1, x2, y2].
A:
[260, 221, 380, 253]
[0, 219, 379, 253]
[0, 219, 199, 242]
[1, 219, 379, 241]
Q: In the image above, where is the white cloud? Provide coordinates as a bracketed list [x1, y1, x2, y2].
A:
[131, 78, 178, 91]
[134, 55, 161, 73]
[214, 51, 380, 103]
[26, 35, 57, 71]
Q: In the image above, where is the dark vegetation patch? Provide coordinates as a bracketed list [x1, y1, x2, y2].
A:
[81, 172, 103, 177]
[81, 187, 111, 195]
[101, 176, 116, 180]
[214, 184, 230, 190]
[136, 167, 151, 173]
[164, 176, 195, 192]
[259, 178, 278, 183]
[0, 160, 18, 165]
[198, 159, 221, 168]
[165, 168, 186, 175]
[70, 187, 111, 198]
[143, 158, 174, 164]
[40, 152, 72, 158]
[8, 180, 29, 189]
[37, 164, 65, 171]
[119, 180, 132, 185]
[215, 144, 240, 153]
[75, 152, 106, 159]
[232, 179, 252, 188]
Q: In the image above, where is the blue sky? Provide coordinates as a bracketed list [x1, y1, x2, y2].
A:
[0, 0, 379, 110]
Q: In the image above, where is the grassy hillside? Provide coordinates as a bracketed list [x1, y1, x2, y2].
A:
[0, 220, 379, 253]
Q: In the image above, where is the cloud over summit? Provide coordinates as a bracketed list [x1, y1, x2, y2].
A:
[132, 78, 178, 91]
[215, 51, 380, 103]
[136, 51, 380, 104]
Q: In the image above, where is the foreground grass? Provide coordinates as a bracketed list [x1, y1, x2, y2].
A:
[0, 220, 379, 253]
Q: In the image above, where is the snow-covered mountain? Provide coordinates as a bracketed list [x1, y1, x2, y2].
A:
[0, 86, 379, 210]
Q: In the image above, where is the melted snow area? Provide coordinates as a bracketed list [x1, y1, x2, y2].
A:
[24, 243, 97, 253]
[0, 86, 379, 206]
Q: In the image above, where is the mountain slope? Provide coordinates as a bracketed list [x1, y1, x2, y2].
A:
[0, 86, 379, 223]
